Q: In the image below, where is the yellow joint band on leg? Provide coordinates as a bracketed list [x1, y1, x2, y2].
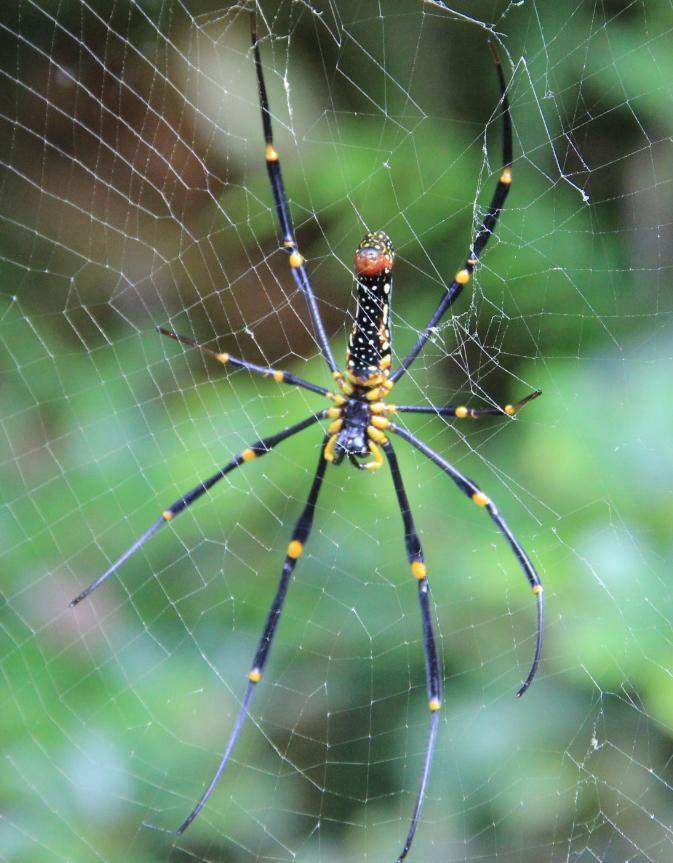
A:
[248, 668, 262, 683]
[265, 144, 279, 162]
[367, 425, 388, 445]
[504, 404, 515, 415]
[328, 419, 343, 434]
[324, 434, 338, 462]
[162, 510, 173, 521]
[273, 370, 284, 382]
[455, 269, 471, 285]
[532, 584, 544, 595]
[288, 540, 303, 559]
[326, 407, 342, 419]
[411, 561, 427, 580]
[364, 441, 384, 471]
[429, 697, 442, 712]
[472, 491, 490, 506]
[455, 406, 468, 419]
[242, 448, 257, 462]
[216, 352, 230, 364]
[289, 251, 304, 268]
[371, 415, 391, 430]
[500, 166, 512, 184]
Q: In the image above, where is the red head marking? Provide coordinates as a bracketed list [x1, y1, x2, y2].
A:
[354, 230, 395, 276]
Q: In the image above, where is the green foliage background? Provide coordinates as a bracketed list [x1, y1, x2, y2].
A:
[2, 1, 673, 861]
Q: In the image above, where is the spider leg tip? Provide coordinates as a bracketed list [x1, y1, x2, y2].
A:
[516, 673, 538, 698]
[176, 811, 197, 835]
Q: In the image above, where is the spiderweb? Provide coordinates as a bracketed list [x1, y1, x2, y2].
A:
[2, 1, 673, 861]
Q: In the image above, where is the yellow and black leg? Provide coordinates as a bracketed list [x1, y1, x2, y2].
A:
[383, 441, 441, 862]
[389, 422, 543, 697]
[177, 439, 330, 833]
[250, 15, 338, 375]
[157, 327, 329, 397]
[391, 43, 513, 384]
[392, 389, 541, 419]
[68, 411, 327, 608]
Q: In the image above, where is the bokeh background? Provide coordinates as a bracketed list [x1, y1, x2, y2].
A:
[2, 1, 673, 861]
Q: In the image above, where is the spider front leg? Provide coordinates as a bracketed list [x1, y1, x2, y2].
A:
[384, 441, 441, 863]
[389, 422, 543, 697]
[251, 15, 338, 375]
[68, 412, 326, 607]
[392, 44, 513, 384]
[177, 439, 330, 833]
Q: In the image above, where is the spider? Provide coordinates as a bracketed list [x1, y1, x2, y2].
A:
[70, 16, 544, 862]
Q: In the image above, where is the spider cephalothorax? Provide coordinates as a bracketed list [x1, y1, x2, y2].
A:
[69, 16, 544, 863]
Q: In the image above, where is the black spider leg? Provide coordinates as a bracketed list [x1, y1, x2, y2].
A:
[393, 390, 541, 419]
[69, 412, 326, 607]
[391, 45, 512, 384]
[157, 327, 328, 397]
[251, 15, 338, 375]
[177, 438, 329, 834]
[389, 423, 543, 697]
[383, 441, 441, 863]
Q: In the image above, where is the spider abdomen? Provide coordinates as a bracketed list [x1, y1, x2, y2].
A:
[347, 231, 395, 386]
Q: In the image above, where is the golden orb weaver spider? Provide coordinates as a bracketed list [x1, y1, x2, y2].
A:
[69, 14, 544, 862]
